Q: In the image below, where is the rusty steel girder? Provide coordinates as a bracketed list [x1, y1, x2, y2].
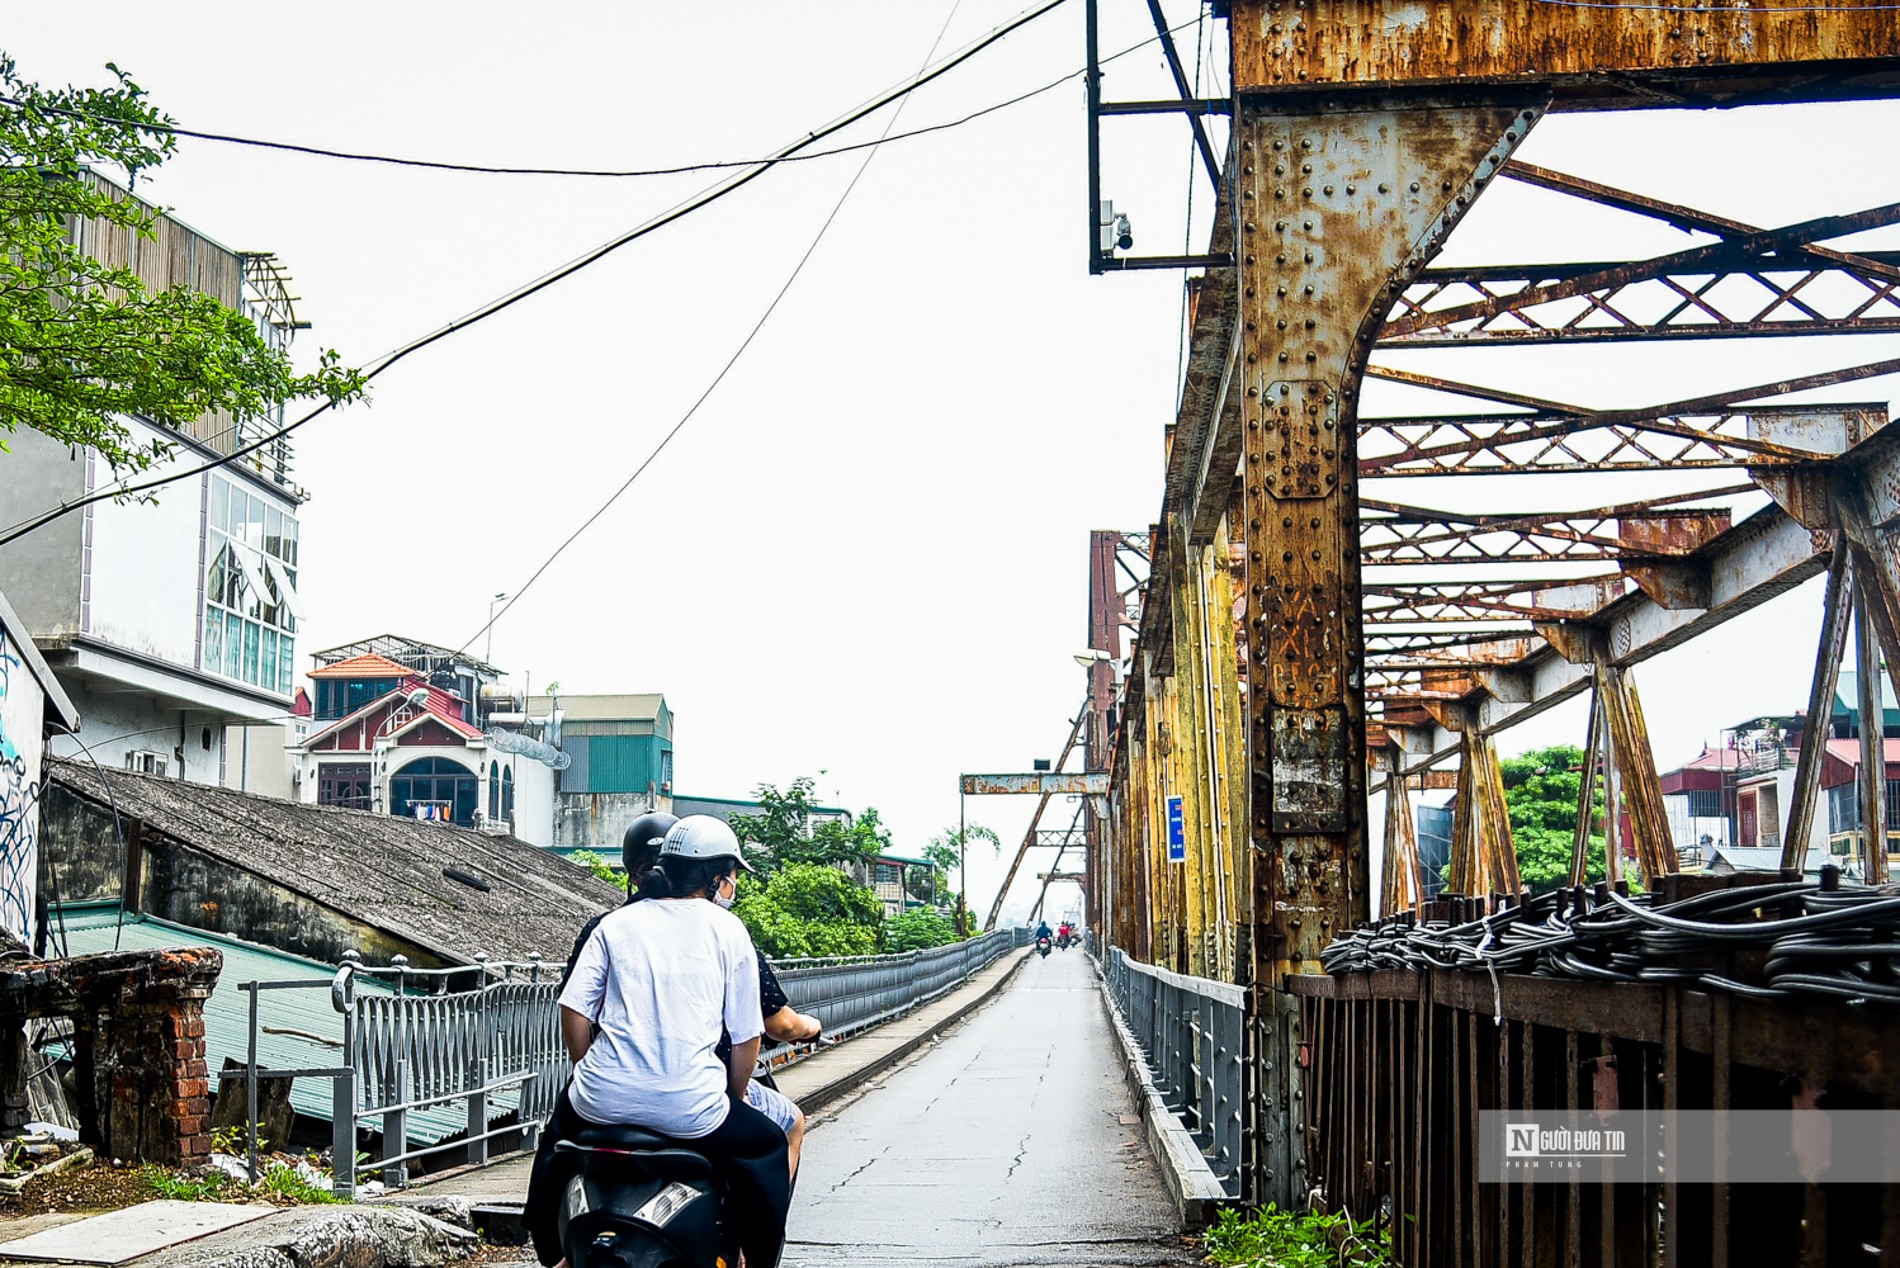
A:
[1232, 1, 1900, 104]
[1236, 95, 1546, 993]
[1360, 499, 1733, 566]
[1360, 403, 1890, 477]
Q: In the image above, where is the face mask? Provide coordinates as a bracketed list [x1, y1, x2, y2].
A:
[712, 876, 736, 910]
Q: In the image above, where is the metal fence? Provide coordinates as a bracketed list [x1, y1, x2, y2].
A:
[769, 929, 1022, 1052]
[1103, 947, 1245, 1196]
[337, 953, 568, 1188]
[232, 932, 1026, 1195]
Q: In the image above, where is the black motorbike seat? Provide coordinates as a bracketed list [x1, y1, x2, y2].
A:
[568, 1124, 683, 1151]
[556, 1124, 717, 1181]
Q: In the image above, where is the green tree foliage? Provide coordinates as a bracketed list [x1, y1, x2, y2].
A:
[1500, 743, 1606, 894]
[0, 56, 362, 476]
[729, 777, 891, 875]
[568, 849, 624, 889]
[925, 823, 1000, 934]
[732, 862, 883, 959]
[880, 908, 958, 953]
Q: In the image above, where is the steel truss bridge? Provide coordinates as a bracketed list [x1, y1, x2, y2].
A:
[1045, 3, 1900, 1264]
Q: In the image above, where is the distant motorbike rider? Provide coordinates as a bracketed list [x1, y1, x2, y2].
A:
[527, 816, 791, 1268]
[1035, 920, 1053, 942]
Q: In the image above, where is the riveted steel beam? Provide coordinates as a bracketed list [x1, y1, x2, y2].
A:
[1360, 404, 1890, 477]
[1237, 95, 1544, 983]
[1233, 1, 1900, 106]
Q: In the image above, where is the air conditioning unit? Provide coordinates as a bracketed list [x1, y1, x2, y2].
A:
[126, 750, 170, 777]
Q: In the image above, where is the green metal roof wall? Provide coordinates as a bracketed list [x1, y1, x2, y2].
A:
[53, 907, 514, 1146]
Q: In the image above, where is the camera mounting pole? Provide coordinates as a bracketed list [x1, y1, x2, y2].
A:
[1087, 0, 1235, 275]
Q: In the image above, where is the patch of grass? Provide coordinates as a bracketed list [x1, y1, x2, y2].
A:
[139, 1158, 346, 1206]
[138, 1164, 230, 1202]
[256, 1160, 344, 1205]
[1202, 1204, 1391, 1268]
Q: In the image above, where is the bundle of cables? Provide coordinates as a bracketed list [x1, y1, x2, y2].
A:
[1320, 871, 1900, 1005]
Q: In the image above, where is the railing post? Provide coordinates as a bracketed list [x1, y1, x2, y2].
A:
[244, 983, 260, 1183]
[383, 1058, 409, 1188]
[466, 1055, 490, 1168]
[332, 1068, 357, 1199]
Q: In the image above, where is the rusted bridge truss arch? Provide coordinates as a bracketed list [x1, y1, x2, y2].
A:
[1083, 1, 1900, 1260]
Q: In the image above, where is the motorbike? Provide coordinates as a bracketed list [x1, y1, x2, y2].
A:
[554, 1122, 731, 1268]
[1036, 935, 1052, 958]
[1056, 932, 1073, 950]
[554, 1068, 789, 1268]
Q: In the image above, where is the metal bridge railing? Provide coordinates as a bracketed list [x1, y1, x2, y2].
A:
[233, 933, 1025, 1195]
[769, 929, 1022, 1052]
[1103, 947, 1245, 1196]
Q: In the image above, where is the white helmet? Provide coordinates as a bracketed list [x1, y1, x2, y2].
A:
[659, 815, 755, 872]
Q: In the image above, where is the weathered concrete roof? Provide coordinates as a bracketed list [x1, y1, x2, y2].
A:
[48, 759, 622, 963]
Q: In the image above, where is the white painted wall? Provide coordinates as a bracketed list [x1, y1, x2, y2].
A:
[224, 721, 307, 801]
[0, 620, 49, 945]
[47, 681, 223, 785]
[509, 753, 556, 846]
[84, 424, 207, 668]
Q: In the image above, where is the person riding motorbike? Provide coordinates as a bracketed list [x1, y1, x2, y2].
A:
[1034, 920, 1052, 942]
[1057, 920, 1074, 949]
[526, 817, 791, 1268]
[556, 812, 820, 1172]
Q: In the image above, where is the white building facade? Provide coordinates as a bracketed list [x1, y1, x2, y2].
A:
[0, 173, 309, 788]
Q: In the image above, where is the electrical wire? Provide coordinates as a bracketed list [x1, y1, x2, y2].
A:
[0, 0, 1076, 549]
[455, 0, 970, 662]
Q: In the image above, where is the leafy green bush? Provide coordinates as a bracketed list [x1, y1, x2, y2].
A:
[569, 849, 626, 888]
[1202, 1205, 1390, 1268]
[881, 908, 958, 953]
[732, 863, 883, 959]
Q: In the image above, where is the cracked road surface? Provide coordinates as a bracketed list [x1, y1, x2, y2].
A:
[783, 949, 1197, 1268]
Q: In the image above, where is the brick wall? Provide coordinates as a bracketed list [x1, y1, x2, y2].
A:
[2, 945, 222, 1164]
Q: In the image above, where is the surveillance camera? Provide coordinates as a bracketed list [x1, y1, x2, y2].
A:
[1115, 214, 1133, 252]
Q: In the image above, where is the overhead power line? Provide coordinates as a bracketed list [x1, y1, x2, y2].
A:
[456, 0, 972, 659]
[2, 10, 1196, 181]
[0, 0, 1077, 548]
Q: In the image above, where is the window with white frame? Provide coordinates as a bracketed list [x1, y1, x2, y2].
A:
[203, 475, 301, 694]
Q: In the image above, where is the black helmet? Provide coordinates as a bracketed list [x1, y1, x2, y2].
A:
[623, 811, 679, 877]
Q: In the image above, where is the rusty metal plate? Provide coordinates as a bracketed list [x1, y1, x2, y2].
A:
[1269, 707, 1349, 833]
[1261, 380, 1339, 500]
[1265, 576, 1342, 709]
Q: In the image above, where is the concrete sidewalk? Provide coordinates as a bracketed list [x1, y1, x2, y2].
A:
[389, 946, 1034, 1209]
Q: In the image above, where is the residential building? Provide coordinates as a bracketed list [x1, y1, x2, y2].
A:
[670, 793, 848, 833]
[1660, 702, 1900, 877]
[0, 588, 80, 950]
[0, 171, 313, 787]
[543, 694, 674, 848]
[290, 635, 560, 844]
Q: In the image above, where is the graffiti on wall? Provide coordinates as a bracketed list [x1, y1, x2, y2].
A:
[0, 626, 41, 944]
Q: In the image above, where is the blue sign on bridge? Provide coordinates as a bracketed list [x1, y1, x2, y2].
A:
[1166, 795, 1185, 862]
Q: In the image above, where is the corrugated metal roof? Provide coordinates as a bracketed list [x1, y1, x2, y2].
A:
[54, 906, 511, 1145]
[532, 693, 666, 722]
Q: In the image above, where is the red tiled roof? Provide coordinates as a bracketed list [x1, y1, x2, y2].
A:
[309, 653, 420, 680]
[1824, 738, 1900, 768]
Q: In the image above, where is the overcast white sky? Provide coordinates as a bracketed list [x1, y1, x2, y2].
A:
[9, 3, 1900, 923]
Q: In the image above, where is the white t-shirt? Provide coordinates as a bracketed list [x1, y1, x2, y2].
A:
[558, 897, 763, 1139]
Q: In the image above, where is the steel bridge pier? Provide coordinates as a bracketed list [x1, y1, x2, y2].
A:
[1085, 2, 1900, 1262]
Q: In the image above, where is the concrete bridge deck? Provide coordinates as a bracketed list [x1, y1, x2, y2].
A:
[785, 947, 1193, 1268]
